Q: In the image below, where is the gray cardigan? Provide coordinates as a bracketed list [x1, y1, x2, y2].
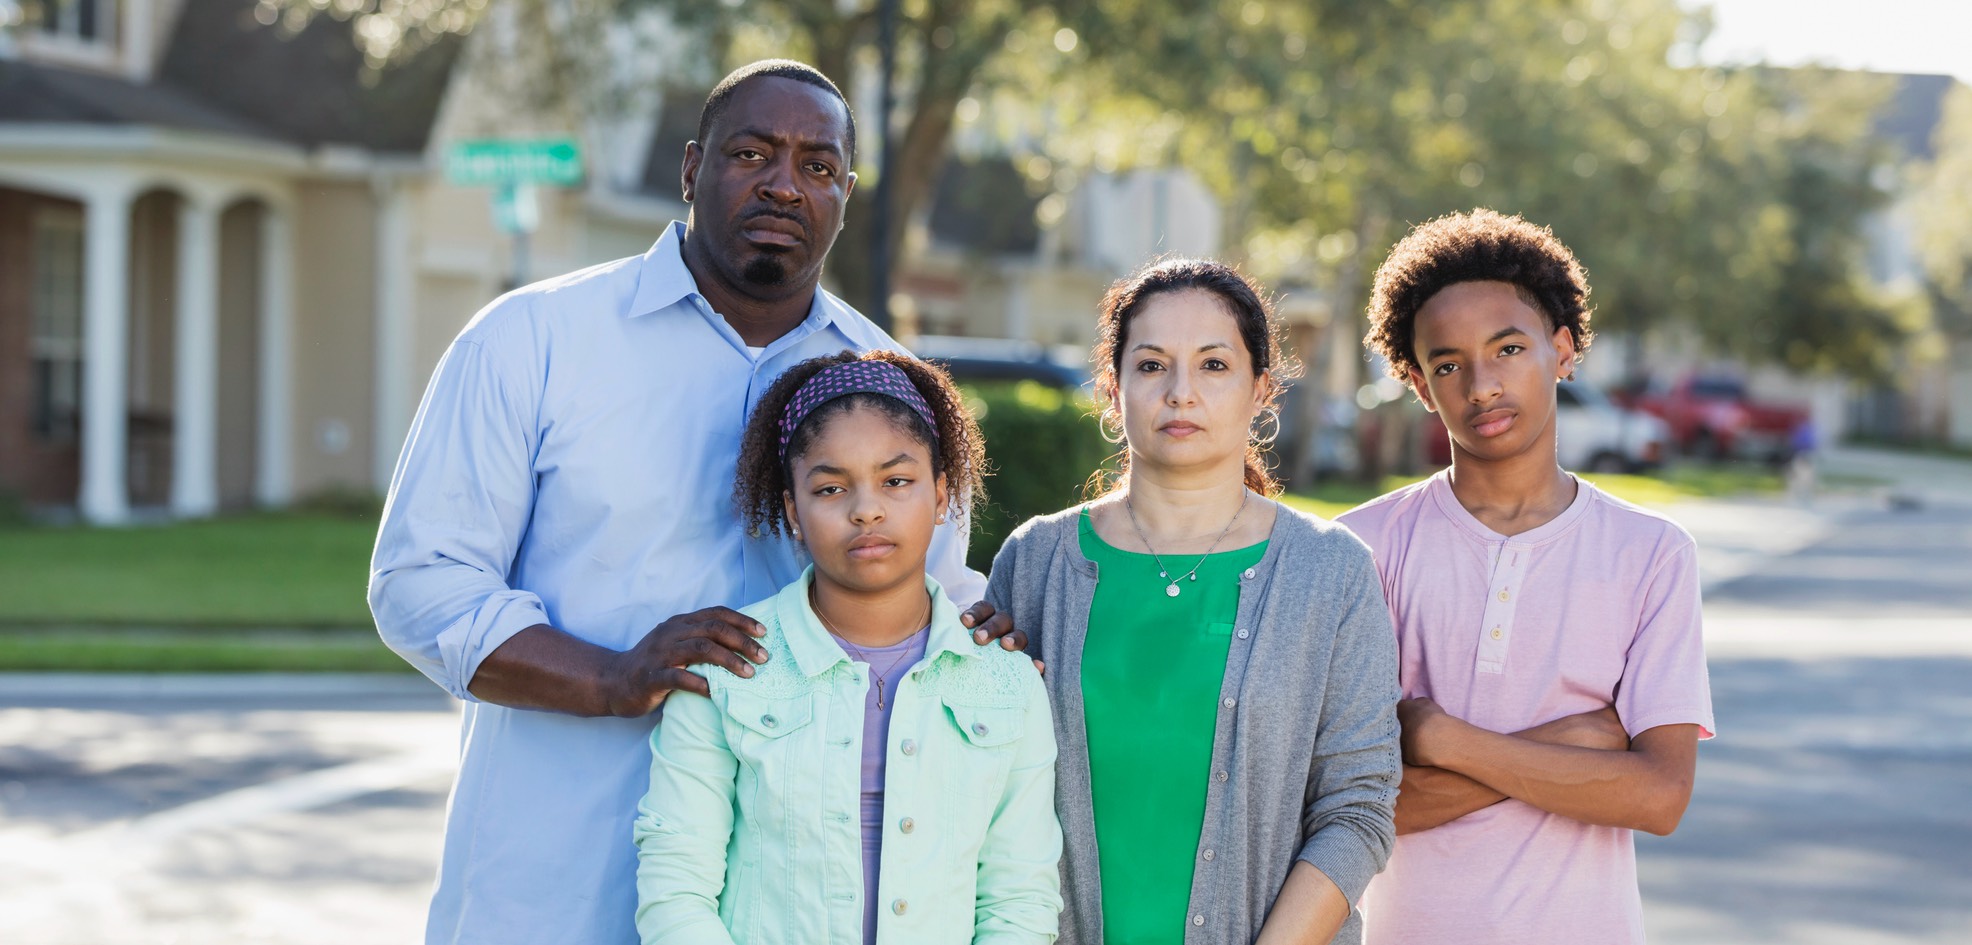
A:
[984, 501, 1400, 945]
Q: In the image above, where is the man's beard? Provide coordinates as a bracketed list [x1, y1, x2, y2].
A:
[741, 253, 788, 287]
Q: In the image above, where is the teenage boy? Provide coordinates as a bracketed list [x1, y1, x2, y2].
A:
[1338, 209, 1714, 945]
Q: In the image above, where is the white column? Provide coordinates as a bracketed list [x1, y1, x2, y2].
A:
[372, 178, 415, 489]
[255, 206, 294, 507]
[170, 196, 219, 517]
[79, 188, 131, 525]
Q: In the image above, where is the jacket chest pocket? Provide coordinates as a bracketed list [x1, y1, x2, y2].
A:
[937, 698, 1025, 807]
[724, 690, 821, 788]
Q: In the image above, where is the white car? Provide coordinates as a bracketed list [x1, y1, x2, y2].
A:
[1556, 380, 1667, 473]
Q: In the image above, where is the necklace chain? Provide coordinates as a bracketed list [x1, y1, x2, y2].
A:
[810, 586, 929, 710]
[1124, 489, 1249, 598]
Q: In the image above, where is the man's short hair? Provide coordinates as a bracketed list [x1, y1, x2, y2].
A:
[1365, 208, 1595, 382]
[696, 59, 856, 162]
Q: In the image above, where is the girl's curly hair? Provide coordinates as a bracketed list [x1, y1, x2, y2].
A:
[1365, 208, 1594, 383]
[734, 349, 987, 538]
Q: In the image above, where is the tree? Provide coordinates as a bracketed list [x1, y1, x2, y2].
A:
[1913, 81, 1972, 340]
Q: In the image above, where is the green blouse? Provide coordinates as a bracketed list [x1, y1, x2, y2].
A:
[1076, 509, 1269, 945]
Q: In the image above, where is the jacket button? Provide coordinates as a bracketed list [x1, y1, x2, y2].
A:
[760, 714, 777, 729]
[1215, 770, 1229, 782]
[892, 899, 909, 915]
[1202, 849, 1215, 861]
[972, 722, 990, 737]
[901, 739, 917, 755]
[1236, 629, 1249, 640]
[1243, 568, 1255, 579]
[1192, 914, 1205, 926]
[899, 816, 915, 834]
[1222, 697, 1236, 709]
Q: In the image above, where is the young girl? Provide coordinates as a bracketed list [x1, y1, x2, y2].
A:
[632, 350, 1062, 945]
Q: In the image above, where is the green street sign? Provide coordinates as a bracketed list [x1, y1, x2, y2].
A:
[445, 138, 585, 187]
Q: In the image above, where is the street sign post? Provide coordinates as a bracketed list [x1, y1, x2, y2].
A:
[444, 138, 584, 288]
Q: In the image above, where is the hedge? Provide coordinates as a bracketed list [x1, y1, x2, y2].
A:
[961, 381, 1117, 573]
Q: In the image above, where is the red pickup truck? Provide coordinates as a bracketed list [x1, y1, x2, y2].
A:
[1616, 374, 1808, 463]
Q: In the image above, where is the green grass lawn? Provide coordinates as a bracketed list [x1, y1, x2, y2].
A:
[0, 511, 377, 626]
[0, 627, 411, 672]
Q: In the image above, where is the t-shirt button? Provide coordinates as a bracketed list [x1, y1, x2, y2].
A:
[1222, 697, 1236, 709]
[1243, 568, 1256, 579]
[1201, 849, 1215, 861]
[899, 816, 915, 834]
[1491, 627, 1503, 640]
[1215, 770, 1229, 783]
[1192, 914, 1205, 926]
[1236, 629, 1249, 640]
[892, 899, 909, 916]
[1499, 588, 1511, 601]
[901, 739, 917, 756]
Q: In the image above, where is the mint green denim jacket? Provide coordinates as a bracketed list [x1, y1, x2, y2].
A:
[632, 568, 1063, 945]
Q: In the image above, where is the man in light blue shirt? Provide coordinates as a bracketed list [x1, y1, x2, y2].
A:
[368, 60, 1012, 945]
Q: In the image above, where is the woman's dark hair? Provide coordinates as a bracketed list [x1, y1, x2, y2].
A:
[1365, 208, 1594, 383]
[1090, 257, 1298, 497]
[735, 349, 986, 538]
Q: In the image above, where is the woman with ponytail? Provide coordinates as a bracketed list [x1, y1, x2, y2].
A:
[985, 259, 1402, 945]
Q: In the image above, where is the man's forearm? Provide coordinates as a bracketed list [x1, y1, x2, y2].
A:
[1422, 721, 1700, 835]
[1396, 708, 1629, 834]
[466, 624, 618, 716]
[1395, 764, 1505, 834]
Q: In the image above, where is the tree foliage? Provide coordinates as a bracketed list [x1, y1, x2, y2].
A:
[278, 0, 1907, 378]
[1913, 82, 1972, 340]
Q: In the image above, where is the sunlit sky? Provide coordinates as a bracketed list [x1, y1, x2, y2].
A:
[1687, 0, 1972, 82]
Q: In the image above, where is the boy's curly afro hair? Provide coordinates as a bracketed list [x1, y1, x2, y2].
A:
[1365, 208, 1594, 382]
[734, 349, 986, 538]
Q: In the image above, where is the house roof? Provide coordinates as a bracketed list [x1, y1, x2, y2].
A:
[0, 58, 275, 138]
[157, 0, 459, 153]
[0, 0, 458, 154]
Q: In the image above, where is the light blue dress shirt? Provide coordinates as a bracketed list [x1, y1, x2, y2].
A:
[369, 221, 986, 945]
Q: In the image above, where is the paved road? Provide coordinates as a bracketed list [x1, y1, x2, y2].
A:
[0, 677, 456, 945]
[2, 451, 1967, 944]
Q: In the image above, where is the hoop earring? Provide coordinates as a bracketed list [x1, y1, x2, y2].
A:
[1252, 406, 1282, 447]
[1098, 404, 1127, 445]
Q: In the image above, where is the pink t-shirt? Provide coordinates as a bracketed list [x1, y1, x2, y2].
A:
[1338, 471, 1714, 945]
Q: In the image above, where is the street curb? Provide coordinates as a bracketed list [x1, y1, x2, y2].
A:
[0, 672, 448, 700]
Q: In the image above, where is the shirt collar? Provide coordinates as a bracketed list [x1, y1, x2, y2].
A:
[776, 565, 984, 678]
[1426, 467, 1596, 546]
[625, 221, 856, 342]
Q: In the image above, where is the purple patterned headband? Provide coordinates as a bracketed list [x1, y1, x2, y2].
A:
[778, 359, 939, 463]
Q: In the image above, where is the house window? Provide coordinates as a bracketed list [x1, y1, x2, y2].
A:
[32, 0, 117, 45]
[31, 207, 85, 443]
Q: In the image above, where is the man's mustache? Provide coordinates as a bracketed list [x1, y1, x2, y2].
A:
[740, 207, 807, 234]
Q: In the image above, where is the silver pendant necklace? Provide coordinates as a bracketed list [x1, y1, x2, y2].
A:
[1124, 489, 1249, 597]
[812, 587, 930, 710]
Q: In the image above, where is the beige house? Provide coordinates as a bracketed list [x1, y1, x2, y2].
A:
[0, 0, 682, 523]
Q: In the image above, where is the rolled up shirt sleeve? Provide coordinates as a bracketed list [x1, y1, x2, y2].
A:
[368, 330, 547, 701]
